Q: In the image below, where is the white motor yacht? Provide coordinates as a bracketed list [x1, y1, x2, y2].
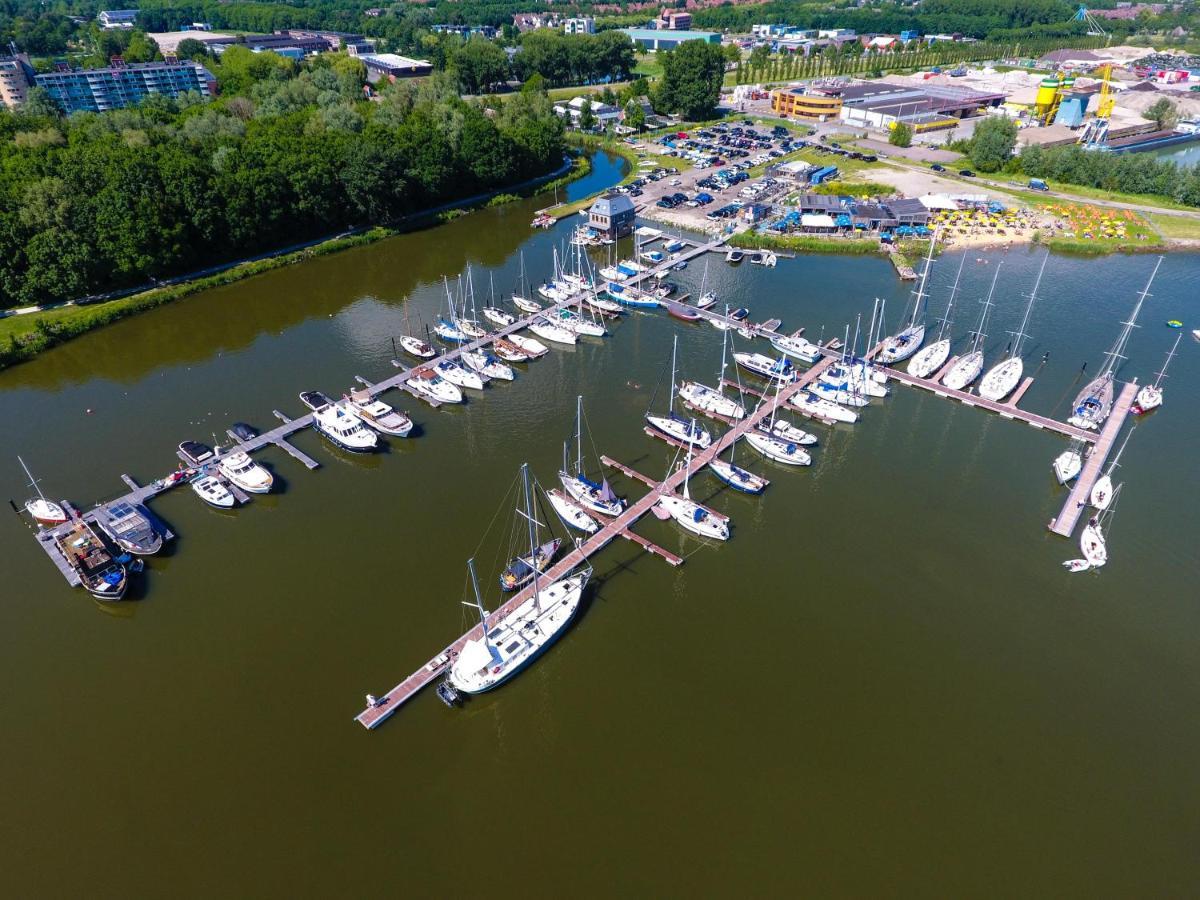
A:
[348, 389, 414, 436]
[436, 358, 487, 390]
[528, 318, 577, 346]
[192, 474, 236, 508]
[770, 333, 821, 363]
[789, 391, 859, 424]
[462, 350, 514, 381]
[407, 368, 463, 404]
[217, 451, 274, 493]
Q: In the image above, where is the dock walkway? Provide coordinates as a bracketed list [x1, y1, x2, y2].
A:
[354, 354, 835, 729]
[1049, 380, 1138, 538]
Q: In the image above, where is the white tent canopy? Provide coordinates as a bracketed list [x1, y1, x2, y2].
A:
[801, 213, 837, 228]
[919, 193, 960, 210]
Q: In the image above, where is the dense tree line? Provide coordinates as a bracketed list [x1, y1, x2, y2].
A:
[1019, 144, 1200, 206]
[0, 53, 564, 308]
[510, 30, 636, 88]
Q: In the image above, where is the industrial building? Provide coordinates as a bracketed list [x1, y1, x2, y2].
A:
[97, 9, 138, 29]
[622, 28, 721, 51]
[829, 81, 1004, 132]
[770, 88, 842, 121]
[33, 58, 217, 113]
[354, 53, 433, 83]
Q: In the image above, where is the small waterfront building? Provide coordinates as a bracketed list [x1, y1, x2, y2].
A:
[589, 193, 636, 240]
[885, 198, 931, 227]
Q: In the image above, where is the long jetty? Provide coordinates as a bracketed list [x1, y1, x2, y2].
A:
[28, 232, 730, 589]
[353, 353, 835, 729]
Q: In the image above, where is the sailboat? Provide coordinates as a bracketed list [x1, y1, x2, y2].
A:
[18, 456, 67, 526]
[790, 390, 859, 424]
[1069, 257, 1162, 431]
[1080, 486, 1121, 569]
[399, 297, 436, 359]
[512, 252, 542, 314]
[908, 252, 967, 379]
[555, 306, 607, 338]
[695, 260, 718, 309]
[978, 253, 1048, 401]
[483, 274, 517, 327]
[745, 379, 812, 466]
[500, 538, 563, 592]
[492, 336, 533, 363]
[559, 396, 625, 517]
[434, 278, 470, 344]
[1052, 439, 1084, 484]
[942, 261, 1001, 392]
[449, 466, 591, 695]
[877, 229, 938, 363]
[1090, 428, 1132, 511]
[528, 315, 577, 346]
[656, 434, 730, 540]
[462, 349, 515, 381]
[1131, 331, 1181, 414]
[436, 355, 487, 390]
[546, 487, 599, 534]
[678, 324, 746, 421]
[647, 336, 713, 449]
[454, 270, 488, 340]
[708, 439, 769, 494]
[819, 320, 888, 398]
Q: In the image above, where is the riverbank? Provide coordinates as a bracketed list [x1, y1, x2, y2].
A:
[0, 152, 602, 371]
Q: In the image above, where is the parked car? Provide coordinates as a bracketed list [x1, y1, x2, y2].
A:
[959, 169, 976, 177]
[931, 164, 946, 172]
[1028, 178, 1050, 191]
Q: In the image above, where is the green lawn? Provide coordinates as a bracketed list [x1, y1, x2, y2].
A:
[1146, 212, 1200, 239]
[0, 304, 91, 344]
[633, 54, 663, 79]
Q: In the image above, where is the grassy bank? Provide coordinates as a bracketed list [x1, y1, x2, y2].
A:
[0, 154, 593, 371]
[731, 231, 886, 255]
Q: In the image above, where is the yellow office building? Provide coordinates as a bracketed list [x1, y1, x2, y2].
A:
[771, 89, 843, 122]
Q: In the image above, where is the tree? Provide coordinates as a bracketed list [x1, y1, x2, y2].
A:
[749, 45, 770, 68]
[578, 97, 595, 131]
[1145, 97, 1178, 130]
[889, 121, 913, 148]
[451, 37, 509, 95]
[176, 38, 210, 61]
[653, 40, 725, 121]
[624, 100, 646, 133]
[969, 116, 1018, 172]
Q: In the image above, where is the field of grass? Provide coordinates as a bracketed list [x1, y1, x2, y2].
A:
[985, 177, 1194, 213]
[1146, 212, 1200, 239]
[731, 231, 885, 255]
[546, 82, 633, 103]
[633, 54, 663, 79]
[812, 180, 896, 198]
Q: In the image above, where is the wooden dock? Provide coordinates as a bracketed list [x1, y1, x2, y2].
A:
[1048, 380, 1138, 538]
[354, 355, 835, 729]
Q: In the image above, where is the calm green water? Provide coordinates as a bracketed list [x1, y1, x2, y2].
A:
[2, 152, 1199, 897]
[1148, 141, 1200, 167]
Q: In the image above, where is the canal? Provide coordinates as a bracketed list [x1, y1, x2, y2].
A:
[2, 150, 1198, 897]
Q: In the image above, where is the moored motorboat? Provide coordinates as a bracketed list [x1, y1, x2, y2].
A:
[771, 333, 821, 363]
[191, 474, 236, 508]
[759, 418, 817, 446]
[734, 352, 795, 383]
[54, 517, 127, 600]
[96, 501, 163, 555]
[400, 335, 436, 359]
[507, 333, 550, 358]
[301, 392, 379, 451]
[407, 368, 463, 404]
[667, 301, 702, 322]
[348, 389, 414, 436]
[436, 358, 487, 390]
[217, 450, 274, 493]
[483, 307, 516, 328]
[678, 381, 744, 420]
[178, 439, 215, 467]
[492, 336, 532, 363]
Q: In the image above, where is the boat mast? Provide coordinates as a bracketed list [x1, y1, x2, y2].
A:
[1101, 255, 1162, 380]
[909, 227, 938, 329]
[575, 395, 583, 475]
[936, 253, 967, 342]
[970, 261, 1002, 355]
[1152, 331, 1182, 388]
[465, 557, 491, 646]
[717, 319, 728, 385]
[1008, 251, 1048, 360]
[682, 429, 693, 501]
[865, 299, 880, 360]
[17, 456, 48, 502]
[521, 463, 541, 611]
[668, 335, 678, 417]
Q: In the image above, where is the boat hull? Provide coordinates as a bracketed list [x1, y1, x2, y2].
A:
[877, 325, 926, 364]
[907, 339, 950, 380]
[978, 357, 1023, 402]
[941, 351, 984, 392]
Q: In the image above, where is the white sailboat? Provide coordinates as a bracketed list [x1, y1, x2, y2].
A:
[18, 455, 67, 526]
[462, 349, 515, 381]
[546, 487, 599, 534]
[483, 273, 517, 327]
[877, 228, 937, 363]
[399, 298, 436, 359]
[941, 260, 1001, 392]
[1052, 439, 1084, 484]
[908, 252, 967, 379]
[647, 336, 713, 449]
[1069, 257, 1162, 431]
[790, 390, 858, 424]
[528, 316, 577, 346]
[449, 466, 590, 695]
[559, 396, 625, 517]
[434, 278, 470, 344]
[678, 325, 745, 421]
[511, 251, 542, 314]
[436, 356, 487, 390]
[820, 320, 888, 398]
[1080, 484, 1120, 569]
[555, 307, 606, 338]
[746, 380, 812, 465]
[1131, 331, 1181, 414]
[1090, 428, 1132, 511]
[657, 435, 730, 540]
[978, 252, 1048, 401]
[406, 367, 463, 404]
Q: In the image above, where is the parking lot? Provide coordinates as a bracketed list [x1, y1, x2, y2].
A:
[614, 122, 880, 233]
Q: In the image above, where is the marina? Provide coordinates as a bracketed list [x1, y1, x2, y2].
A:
[4, 158, 1195, 896]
